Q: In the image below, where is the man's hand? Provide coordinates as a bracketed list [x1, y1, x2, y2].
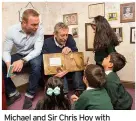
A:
[71, 94, 79, 102]
[12, 60, 24, 72]
[54, 70, 68, 78]
[62, 47, 72, 54]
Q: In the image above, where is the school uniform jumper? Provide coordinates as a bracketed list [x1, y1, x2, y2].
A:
[74, 88, 113, 110]
[105, 72, 133, 110]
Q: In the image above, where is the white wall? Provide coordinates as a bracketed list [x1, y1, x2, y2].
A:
[2, 2, 135, 84]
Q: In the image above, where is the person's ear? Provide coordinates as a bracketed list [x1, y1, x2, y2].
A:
[83, 76, 88, 85]
[53, 32, 57, 37]
[22, 20, 27, 25]
[109, 62, 113, 68]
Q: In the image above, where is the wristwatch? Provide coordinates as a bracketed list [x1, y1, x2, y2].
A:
[21, 58, 27, 63]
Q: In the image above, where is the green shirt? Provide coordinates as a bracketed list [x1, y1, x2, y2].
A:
[75, 88, 113, 110]
[105, 72, 133, 109]
[95, 45, 116, 65]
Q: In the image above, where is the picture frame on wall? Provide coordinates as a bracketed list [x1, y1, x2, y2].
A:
[120, 2, 135, 23]
[72, 28, 78, 38]
[18, 2, 37, 22]
[130, 27, 135, 44]
[63, 13, 78, 25]
[108, 13, 118, 21]
[112, 27, 123, 42]
[88, 3, 105, 19]
[85, 23, 95, 51]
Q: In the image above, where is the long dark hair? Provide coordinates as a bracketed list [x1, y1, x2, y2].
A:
[93, 15, 120, 51]
[36, 77, 70, 110]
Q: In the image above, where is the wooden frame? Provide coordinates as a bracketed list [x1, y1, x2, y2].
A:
[108, 13, 118, 21]
[43, 52, 84, 75]
[88, 3, 105, 19]
[130, 27, 135, 44]
[72, 28, 78, 38]
[120, 2, 135, 23]
[85, 23, 95, 51]
[112, 27, 123, 42]
[63, 13, 78, 25]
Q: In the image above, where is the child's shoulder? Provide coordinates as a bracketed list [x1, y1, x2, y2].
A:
[81, 89, 99, 97]
[106, 72, 121, 84]
[79, 90, 93, 98]
[107, 72, 119, 79]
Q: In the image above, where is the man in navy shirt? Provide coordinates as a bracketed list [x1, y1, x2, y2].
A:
[42, 22, 85, 96]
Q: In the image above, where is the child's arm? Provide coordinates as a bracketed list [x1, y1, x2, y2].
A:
[74, 95, 88, 110]
[105, 82, 118, 107]
[70, 94, 79, 110]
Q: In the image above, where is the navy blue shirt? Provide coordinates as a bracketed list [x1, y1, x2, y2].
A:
[42, 34, 78, 54]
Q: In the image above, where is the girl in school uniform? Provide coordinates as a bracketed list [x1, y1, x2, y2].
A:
[35, 77, 70, 110]
[91, 15, 120, 66]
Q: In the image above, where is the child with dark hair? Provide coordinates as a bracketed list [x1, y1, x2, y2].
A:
[102, 52, 133, 109]
[35, 77, 70, 110]
[91, 15, 120, 66]
[71, 64, 113, 110]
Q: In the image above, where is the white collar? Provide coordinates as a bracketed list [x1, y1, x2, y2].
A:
[86, 87, 95, 90]
[105, 70, 113, 75]
[54, 37, 65, 48]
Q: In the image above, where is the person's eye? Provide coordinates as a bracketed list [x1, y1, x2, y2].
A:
[60, 35, 64, 37]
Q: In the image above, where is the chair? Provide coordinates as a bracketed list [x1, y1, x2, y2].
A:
[2, 74, 7, 110]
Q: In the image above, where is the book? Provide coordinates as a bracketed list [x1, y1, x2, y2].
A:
[6, 65, 16, 78]
[43, 52, 84, 75]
